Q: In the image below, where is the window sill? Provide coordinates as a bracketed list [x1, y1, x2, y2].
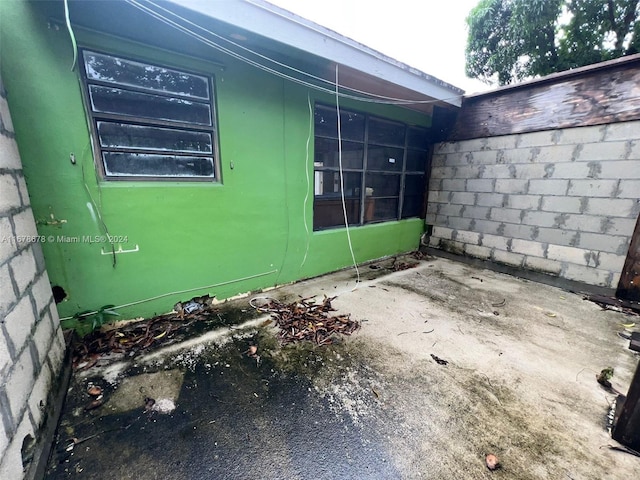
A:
[96, 180, 223, 188]
[312, 217, 423, 234]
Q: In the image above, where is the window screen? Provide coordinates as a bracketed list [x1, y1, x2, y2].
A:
[313, 104, 430, 229]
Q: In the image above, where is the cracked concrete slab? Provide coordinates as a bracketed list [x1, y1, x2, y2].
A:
[45, 255, 640, 479]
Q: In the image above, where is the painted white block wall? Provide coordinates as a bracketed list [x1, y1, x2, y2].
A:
[0, 74, 65, 479]
[427, 121, 640, 288]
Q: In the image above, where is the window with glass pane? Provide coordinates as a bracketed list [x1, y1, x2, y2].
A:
[313, 105, 365, 229]
[402, 174, 426, 218]
[402, 126, 430, 218]
[313, 104, 430, 230]
[81, 50, 218, 180]
[313, 172, 362, 230]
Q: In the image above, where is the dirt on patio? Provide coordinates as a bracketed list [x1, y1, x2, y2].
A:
[45, 255, 640, 479]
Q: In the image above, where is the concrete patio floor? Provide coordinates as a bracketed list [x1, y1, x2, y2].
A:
[45, 255, 640, 479]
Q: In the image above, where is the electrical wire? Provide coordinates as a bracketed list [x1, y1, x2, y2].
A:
[141, 1, 338, 89]
[299, 92, 312, 269]
[245, 0, 465, 98]
[59, 268, 278, 321]
[134, 0, 459, 105]
[124, 0, 464, 106]
[58, 0, 448, 317]
[335, 65, 360, 287]
[79, 142, 115, 256]
[63, 0, 78, 70]
[124, 0, 367, 286]
[81, 159, 116, 267]
[125, 0, 344, 100]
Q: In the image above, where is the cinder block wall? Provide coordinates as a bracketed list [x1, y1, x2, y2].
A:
[426, 121, 640, 288]
[0, 75, 66, 478]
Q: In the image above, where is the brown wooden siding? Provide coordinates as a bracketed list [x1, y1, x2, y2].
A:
[448, 54, 640, 141]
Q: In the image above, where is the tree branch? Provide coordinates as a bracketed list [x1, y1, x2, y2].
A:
[607, 0, 617, 31]
[612, 0, 639, 53]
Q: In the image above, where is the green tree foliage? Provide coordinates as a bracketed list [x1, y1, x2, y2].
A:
[466, 0, 640, 85]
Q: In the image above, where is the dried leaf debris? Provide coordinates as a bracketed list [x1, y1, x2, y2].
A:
[71, 295, 218, 371]
[255, 295, 360, 345]
[431, 354, 449, 365]
[390, 257, 419, 271]
[368, 252, 423, 273]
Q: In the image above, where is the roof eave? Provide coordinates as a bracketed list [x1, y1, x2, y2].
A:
[168, 0, 464, 107]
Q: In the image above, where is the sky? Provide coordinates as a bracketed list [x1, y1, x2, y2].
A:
[267, 0, 493, 95]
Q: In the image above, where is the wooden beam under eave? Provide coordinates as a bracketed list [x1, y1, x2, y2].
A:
[447, 55, 640, 141]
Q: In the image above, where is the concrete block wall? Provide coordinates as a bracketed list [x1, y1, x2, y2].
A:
[0, 75, 66, 478]
[426, 121, 640, 288]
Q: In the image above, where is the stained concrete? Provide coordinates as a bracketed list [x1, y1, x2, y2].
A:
[45, 255, 640, 479]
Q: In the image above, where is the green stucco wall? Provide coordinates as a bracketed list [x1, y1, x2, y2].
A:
[1, 1, 429, 323]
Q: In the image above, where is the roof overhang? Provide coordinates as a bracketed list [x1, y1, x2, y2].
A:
[173, 0, 464, 108]
[59, 0, 463, 113]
